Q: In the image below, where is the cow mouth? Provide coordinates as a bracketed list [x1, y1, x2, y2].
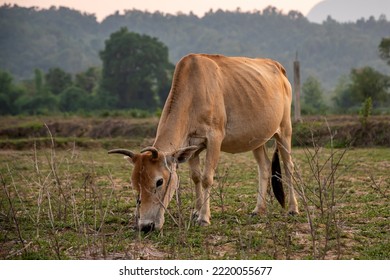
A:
[140, 221, 155, 233]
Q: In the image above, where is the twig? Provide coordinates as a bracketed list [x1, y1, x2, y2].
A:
[1, 173, 25, 249]
[368, 173, 389, 199]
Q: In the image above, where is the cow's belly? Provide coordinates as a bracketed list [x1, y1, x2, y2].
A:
[219, 87, 286, 153]
[220, 117, 279, 153]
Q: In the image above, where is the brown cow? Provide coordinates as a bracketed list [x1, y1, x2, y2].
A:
[109, 54, 299, 232]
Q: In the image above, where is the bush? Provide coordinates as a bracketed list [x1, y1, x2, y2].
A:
[59, 86, 89, 112]
[359, 97, 372, 127]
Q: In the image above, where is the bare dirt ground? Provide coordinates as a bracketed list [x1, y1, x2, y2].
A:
[0, 115, 389, 150]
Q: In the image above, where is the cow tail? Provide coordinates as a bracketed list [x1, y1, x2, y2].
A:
[271, 148, 286, 209]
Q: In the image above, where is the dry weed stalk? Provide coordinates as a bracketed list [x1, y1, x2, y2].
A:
[368, 173, 389, 200]
[10, 124, 118, 259]
[293, 119, 348, 259]
[1, 172, 25, 249]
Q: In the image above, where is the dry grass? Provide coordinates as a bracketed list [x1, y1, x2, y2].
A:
[1, 144, 389, 259]
[0, 119, 389, 260]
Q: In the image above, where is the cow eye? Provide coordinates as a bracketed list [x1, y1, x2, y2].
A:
[156, 178, 164, 188]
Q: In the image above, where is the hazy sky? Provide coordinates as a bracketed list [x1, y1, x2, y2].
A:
[1, 0, 323, 21]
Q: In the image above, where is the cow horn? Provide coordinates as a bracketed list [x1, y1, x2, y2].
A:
[108, 149, 135, 158]
[140, 146, 159, 159]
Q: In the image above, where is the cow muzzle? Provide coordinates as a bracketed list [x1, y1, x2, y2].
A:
[139, 221, 155, 233]
[138, 216, 164, 232]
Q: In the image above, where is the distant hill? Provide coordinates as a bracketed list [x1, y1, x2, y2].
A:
[1, 5, 389, 91]
[307, 0, 390, 23]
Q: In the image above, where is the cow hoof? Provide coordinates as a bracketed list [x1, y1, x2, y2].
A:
[251, 207, 266, 216]
[288, 210, 299, 216]
[191, 211, 199, 220]
[251, 210, 265, 217]
[197, 219, 210, 227]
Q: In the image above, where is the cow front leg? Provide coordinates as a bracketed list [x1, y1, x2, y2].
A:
[198, 138, 222, 226]
[189, 155, 203, 219]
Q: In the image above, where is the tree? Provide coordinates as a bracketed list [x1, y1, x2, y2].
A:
[379, 37, 390, 65]
[332, 75, 354, 113]
[59, 86, 88, 112]
[333, 67, 390, 112]
[34, 69, 44, 95]
[349, 67, 389, 108]
[0, 70, 13, 114]
[45, 67, 73, 95]
[301, 76, 327, 115]
[16, 93, 58, 114]
[0, 70, 24, 115]
[75, 67, 100, 94]
[99, 27, 173, 109]
[16, 69, 58, 114]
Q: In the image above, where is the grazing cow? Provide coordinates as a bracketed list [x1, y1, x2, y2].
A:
[109, 54, 299, 232]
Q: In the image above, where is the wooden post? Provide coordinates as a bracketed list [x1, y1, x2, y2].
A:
[293, 53, 301, 122]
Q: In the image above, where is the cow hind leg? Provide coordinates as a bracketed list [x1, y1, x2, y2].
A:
[252, 145, 271, 215]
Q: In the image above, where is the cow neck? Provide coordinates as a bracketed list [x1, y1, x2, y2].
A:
[153, 109, 190, 154]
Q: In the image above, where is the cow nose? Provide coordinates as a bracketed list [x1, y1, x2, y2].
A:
[140, 222, 155, 233]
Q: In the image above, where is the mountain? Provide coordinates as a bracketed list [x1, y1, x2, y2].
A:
[307, 0, 390, 23]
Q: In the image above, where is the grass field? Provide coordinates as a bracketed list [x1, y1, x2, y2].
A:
[1, 137, 389, 259]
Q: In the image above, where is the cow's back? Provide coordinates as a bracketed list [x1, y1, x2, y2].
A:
[198, 55, 292, 153]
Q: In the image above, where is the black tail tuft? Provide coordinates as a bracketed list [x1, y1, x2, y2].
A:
[271, 149, 285, 209]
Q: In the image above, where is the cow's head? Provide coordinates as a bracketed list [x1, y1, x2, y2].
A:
[108, 146, 198, 232]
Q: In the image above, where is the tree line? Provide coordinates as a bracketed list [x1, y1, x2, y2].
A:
[1, 29, 389, 116]
[0, 4, 389, 115]
[1, 5, 390, 91]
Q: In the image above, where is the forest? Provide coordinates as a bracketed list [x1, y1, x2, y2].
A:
[0, 5, 389, 114]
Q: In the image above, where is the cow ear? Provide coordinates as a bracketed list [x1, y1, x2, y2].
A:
[172, 146, 199, 164]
